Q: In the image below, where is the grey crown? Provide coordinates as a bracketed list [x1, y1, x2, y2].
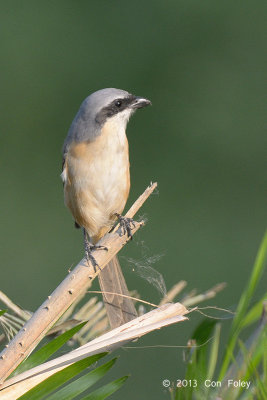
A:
[63, 88, 130, 155]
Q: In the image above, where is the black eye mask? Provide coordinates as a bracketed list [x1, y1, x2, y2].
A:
[95, 95, 136, 125]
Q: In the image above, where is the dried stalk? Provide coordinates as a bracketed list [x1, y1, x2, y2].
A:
[0, 182, 157, 384]
[0, 291, 31, 322]
[0, 302, 188, 399]
[182, 283, 226, 307]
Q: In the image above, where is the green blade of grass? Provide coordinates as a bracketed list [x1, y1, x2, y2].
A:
[14, 321, 87, 375]
[174, 319, 217, 400]
[206, 323, 221, 382]
[191, 319, 217, 382]
[184, 344, 197, 378]
[238, 339, 267, 400]
[232, 231, 267, 333]
[46, 358, 117, 400]
[217, 309, 267, 400]
[240, 294, 267, 329]
[240, 316, 267, 384]
[18, 353, 107, 400]
[219, 231, 267, 380]
[81, 376, 128, 400]
[263, 331, 267, 391]
[174, 343, 198, 400]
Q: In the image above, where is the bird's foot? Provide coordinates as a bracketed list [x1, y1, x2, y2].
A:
[83, 228, 108, 271]
[85, 244, 108, 271]
[115, 213, 136, 239]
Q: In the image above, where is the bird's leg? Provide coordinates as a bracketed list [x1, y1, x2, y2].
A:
[115, 213, 136, 239]
[83, 229, 108, 271]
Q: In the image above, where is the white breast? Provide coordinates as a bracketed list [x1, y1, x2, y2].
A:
[91, 118, 129, 209]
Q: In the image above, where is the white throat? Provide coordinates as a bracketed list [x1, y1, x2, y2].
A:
[103, 109, 133, 146]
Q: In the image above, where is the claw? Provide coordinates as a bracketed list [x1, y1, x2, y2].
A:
[115, 213, 136, 239]
[83, 229, 108, 271]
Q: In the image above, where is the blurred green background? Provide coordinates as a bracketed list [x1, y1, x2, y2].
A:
[1, 1, 266, 398]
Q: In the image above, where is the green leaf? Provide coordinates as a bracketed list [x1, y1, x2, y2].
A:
[219, 231, 267, 380]
[239, 322, 267, 384]
[174, 319, 217, 400]
[184, 342, 198, 382]
[206, 323, 221, 382]
[238, 339, 267, 400]
[216, 312, 267, 400]
[81, 376, 128, 400]
[263, 331, 267, 392]
[0, 309, 7, 316]
[191, 319, 217, 344]
[191, 319, 217, 381]
[181, 341, 199, 400]
[15, 321, 87, 375]
[232, 231, 267, 332]
[240, 294, 267, 329]
[18, 353, 107, 400]
[46, 358, 117, 400]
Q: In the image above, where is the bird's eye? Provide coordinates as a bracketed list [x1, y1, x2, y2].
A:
[115, 100, 122, 107]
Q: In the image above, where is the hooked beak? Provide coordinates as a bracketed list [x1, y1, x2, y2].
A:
[131, 96, 152, 109]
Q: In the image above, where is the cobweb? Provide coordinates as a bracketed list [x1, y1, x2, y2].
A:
[122, 241, 167, 298]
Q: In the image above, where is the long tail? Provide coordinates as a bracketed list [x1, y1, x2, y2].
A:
[98, 255, 137, 329]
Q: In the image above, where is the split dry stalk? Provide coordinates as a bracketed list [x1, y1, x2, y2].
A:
[0, 182, 157, 384]
[0, 302, 189, 399]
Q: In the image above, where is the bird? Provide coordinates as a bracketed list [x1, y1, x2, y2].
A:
[61, 88, 151, 329]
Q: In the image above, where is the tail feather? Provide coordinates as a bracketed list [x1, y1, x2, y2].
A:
[98, 255, 137, 329]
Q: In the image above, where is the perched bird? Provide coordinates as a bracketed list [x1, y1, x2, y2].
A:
[62, 88, 151, 328]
